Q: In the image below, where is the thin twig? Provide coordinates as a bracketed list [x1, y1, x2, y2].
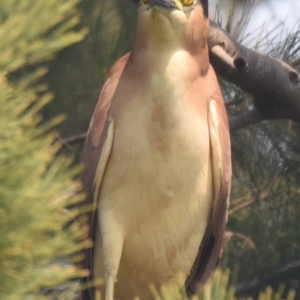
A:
[62, 133, 87, 145]
[225, 231, 258, 251]
[229, 199, 256, 215]
[56, 133, 87, 149]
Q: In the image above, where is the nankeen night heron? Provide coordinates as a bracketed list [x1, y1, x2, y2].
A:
[80, 0, 231, 299]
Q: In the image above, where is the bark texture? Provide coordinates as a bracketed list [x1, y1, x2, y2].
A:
[208, 21, 300, 130]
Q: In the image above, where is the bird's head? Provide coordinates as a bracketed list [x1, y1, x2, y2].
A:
[135, 0, 209, 54]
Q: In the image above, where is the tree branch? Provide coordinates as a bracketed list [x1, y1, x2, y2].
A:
[208, 20, 300, 127]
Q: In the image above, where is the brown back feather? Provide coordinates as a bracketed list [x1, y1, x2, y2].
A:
[80, 54, 130, 300]
[186, 66, 231, 293]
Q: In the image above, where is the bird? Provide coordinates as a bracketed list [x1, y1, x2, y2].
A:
[80, 0, 231, 299]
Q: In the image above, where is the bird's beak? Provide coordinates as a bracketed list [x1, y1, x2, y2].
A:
[149, 0, 183, 11]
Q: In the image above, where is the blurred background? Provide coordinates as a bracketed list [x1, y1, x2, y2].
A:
[2, 0, 299, 299]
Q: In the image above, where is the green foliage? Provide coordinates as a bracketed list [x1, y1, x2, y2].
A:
[45, 0, 137, 141]
[151, 269, 295, 300]
[0, 0, 87, 72]
[0, 0, 88, 299]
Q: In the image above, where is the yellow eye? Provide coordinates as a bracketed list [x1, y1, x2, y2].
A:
[182, 0, 194, 5]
